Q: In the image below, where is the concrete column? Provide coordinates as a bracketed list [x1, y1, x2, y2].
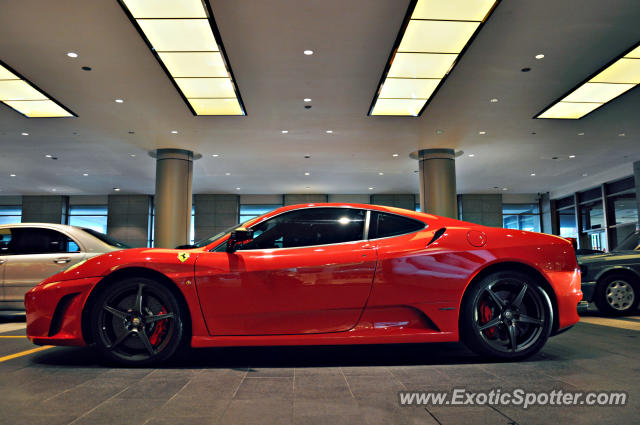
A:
[107, 195, 152, 247]
[22, 195, 68, 224]
[412, 149, 457, 218]
[458, 194, 502, 226]
[193, 194, 239, 241]
[153, 149, 195, 248]
[634, 161, 640, 230]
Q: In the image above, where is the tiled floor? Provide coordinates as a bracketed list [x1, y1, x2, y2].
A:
[0, 311, 639, 425]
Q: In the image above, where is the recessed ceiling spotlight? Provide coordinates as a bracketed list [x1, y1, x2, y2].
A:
[378, 172, 384, 175]
[304, 98, 312, 102]
[304, 172, 310, 176]
[303, 50, 314, 55]
[535, 54, 545, 59]
[113, 188, 120, 191]
[225, 172, 231, 176]
[115, 99, 124, 103]
[9, 174, 16, 177]
[67, 52, 78, 58]
[21, 132, 29, 136]
[368, 187, 374, 190]
[236, 187, 241, 190]
[281, 130, 288, 134]
[83, 173, 89, 176]
[490, 98, 499, 103]
[530, 173, 536, 176]
[578, 132, 584, 136]
[502, 187, 508, 191]
[436, 129, 443, 135]
[212, 154, 219, 157]
[45, 154, 53, 158]
[51, 188, 57, 192]
[618, 133, 626, 137]
[326, 130, 333, 134]
[478, 131, 486, 135]
[392, 154, 399, 157]
[171, 130, 178, 134]
[468, 154, 475, 157]
[569, 155, 576, 158]
[582, 173, 588, 177]
[130, 154, 136, 157]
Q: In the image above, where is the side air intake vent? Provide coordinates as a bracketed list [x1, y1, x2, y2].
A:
[427, 228, 446, 246]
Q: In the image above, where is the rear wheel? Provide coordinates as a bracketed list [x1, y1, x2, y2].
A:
[89, 277, 184, 366]
[461, 271, 553, 360]
[594, 274, 639, 316]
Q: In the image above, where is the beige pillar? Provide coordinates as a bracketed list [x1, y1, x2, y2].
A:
[412, 148, 457, 219]
[153, 149, 194, 248]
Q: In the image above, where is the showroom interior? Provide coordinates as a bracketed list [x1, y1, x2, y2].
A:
[1, 0, 639, 424]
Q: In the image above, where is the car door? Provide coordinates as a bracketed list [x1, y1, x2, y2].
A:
[0, 227, 11, 303]
[194, 207, 377, 336]
[2, 227, 86, 308]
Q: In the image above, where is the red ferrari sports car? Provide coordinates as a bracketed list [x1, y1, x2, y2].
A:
[25, 203, 582, 365]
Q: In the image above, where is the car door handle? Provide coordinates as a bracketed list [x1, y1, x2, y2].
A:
[53, 257, 71, 264]
[361, 244, 376, 250]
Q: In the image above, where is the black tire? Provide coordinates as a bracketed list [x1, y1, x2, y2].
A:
[461, 271, 553, 361]
[89, 277, 185, 366]
[593, 274, 639, 316]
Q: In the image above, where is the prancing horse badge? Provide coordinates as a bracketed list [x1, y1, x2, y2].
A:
[178, 252, 190, 263]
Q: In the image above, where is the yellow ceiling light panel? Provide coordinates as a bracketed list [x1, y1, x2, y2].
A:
[371, 99, 427, 116]
[412, 0, 496, 21]
[398, 20, 480, 53]
[369, 0, 499, 116]
[175, 78, 236, 98]
[536, 42, 640, 119]
[137, 19, 218, 52]
[189, 98, 243, 115]
[121, 0, 207, 18]
[388, 53, 457, 78]
[537, 102, 602, 119]
[0, 60, 75, 118]
[0, 65, 19, 80]
[589, 58, 640, 84]
[0, 80, 47, 101]
[562, 82, 635, 103]
[4, 100, 74, 118]
[118, 0, 245, 115]
[158, 52, 227, 77]
[379, 78, 440, 99]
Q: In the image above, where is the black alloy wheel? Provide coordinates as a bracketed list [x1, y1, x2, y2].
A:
[89, 277, 184, 366]
[461, 271, 553, 360]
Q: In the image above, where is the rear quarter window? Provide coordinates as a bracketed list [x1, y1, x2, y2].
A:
[369, 212, 425, 239]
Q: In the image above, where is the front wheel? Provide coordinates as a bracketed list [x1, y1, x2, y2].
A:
[461, 271, 553, 360]
[594, 274, 639, 316]
[89, 277, 185, 366]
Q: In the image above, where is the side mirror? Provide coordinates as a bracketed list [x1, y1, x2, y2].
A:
[226, 228, 254, 253]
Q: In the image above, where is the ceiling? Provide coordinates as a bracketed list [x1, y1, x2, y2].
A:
[0, 0, 639, 196]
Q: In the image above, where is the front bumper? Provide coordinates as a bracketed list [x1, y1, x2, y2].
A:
[25, 277, 101, 347]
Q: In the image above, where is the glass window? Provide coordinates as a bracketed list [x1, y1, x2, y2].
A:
[7, 228, 80, 254]
[580, 201, 604, 231]
[80, 228, 130, 249]
[0, 228, 12, 254]
[241, 208, 366, 250]
[68, 205, 108, 234]
[502, 204, 541, 232]
[239, 204, 282, 223]
[0, 206, 22, 225]
[611, 194, 637, 225]
[370, 212, 425, 239]
[613, 230, 640, 251]
[558, 208, 577, 238]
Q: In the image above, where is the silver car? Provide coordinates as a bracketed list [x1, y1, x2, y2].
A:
[0, 223, 129, 310]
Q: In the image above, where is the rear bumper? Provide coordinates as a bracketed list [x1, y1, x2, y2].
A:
[580, 280, 597, 303]
[25, 277, 101, 347]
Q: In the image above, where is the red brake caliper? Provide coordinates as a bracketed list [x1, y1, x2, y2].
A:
[479, 300, 496, 338]
[148, 307, 168, 346]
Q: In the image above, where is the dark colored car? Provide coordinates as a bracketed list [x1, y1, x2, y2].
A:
[578, 230, 640, 315]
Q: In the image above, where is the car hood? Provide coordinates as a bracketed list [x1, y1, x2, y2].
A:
[578, 250, 639, 264]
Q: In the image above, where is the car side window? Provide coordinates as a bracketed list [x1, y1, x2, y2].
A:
[0, 228, 13, 255]
[369, 211, 425, 239]
[8, 228, 81, 255]
[240, 208, 366, 250]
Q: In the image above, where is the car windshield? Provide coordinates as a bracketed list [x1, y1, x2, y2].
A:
[192, 219, 255, 248]
[613, 230, 640, 252]
[81, 228, 131, 249]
